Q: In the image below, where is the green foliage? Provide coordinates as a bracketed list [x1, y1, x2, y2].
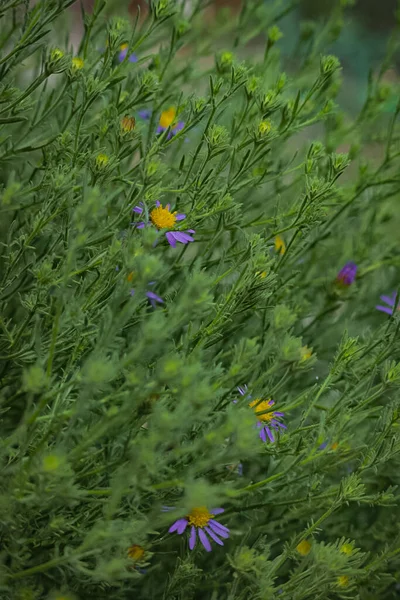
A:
[1, 0, 400, 599]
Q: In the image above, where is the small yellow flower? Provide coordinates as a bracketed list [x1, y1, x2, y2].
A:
[331, 442, 339, 451]
[121, 115, 136, 133]
[258, 120, 271, 135]
[337, 575, 349, 587]
[340, 543, 353, 555]
[71, 57, 84, 70]
[275, 235, 286, 255]
[128, 544, 145, 562]
[159, 107, 176, 129]
[95, 153, 109, 168]
[300, 346, 312, 362]
[43, 455, 61, 472]
[220, 51, 233, 66]
[150, 204, 177, 229]
[296, 539, 312, 556]
[257, 270, 267, 279]
[51, 48, 64, 61]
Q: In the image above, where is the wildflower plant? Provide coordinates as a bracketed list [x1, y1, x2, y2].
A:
[1, 0, 400, 599]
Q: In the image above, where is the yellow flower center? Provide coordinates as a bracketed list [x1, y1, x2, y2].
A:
[275, 235, 286, 255]
[300, 346, 312, 362]
[159, 107, 176, 129]
[296, 539, 312, 556]
[120, 43, 128, 51]
[121, 116, 136, 132]
[249, 398, 274, 422]
[187, 507, 212, 528]
[150, 205, 177, 229]
[128, 544, 145, 561]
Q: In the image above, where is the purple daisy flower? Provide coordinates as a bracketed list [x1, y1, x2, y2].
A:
[237, 385, 286, 443]
[336, 261, 357, 286]
[168, 507, 229, 552]
[119, 44, 138, 63]
[132, 201, 195, 248]
[376, 291, 400, 315]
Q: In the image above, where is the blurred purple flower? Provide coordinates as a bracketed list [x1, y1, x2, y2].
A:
[336, 261, 357, 286]
[119, 44, 138, 63]
[130, 283, 164, 308]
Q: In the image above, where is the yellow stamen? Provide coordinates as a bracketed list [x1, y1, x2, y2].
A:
[187, 507, 212, 528]
[248, 398, 274, 422]
[150, 205, 177, 229]
[275, 235, 286, 255]
[128, 544, 145, 562]
[159, 107, 177, 129]
[120, 43, 128, 51]
[296, 539, 311, 556]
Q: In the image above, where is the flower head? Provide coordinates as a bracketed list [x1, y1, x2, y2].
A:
[132, 201, 195, 248]
[128, 544, 145, 562]
[336, 261, 357, 285]
[71, 57, 84, 70]
[121, 115, 136, 133]
[300, 345, 313, 362]
[376, 291, 400, 315]
[275, 235, 286, 255]
[130, 284, 164, 308]
[168, 506, 229, 552]
[119, 43, 138, 63]
[157, 107, 185, 139]
[296, 539, 312, 556]
[237, 385, 286, 443]
[95, 153, 109, 168]
[337, 575, 349, 587]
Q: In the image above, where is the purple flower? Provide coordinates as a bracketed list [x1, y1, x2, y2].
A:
[132, 201, 195, 248]
[119, 44, 138, 63]
[336, 262, 357, 286]
[157, 107, 185, 140]
[138, 109, 152, 120]
[376, 291, 400, 315]
[130, 283, 164, 308]
[237, 385, 286, 443]
[168, 507, 230, 552]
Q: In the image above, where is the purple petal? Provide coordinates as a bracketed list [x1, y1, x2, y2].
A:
[156, 200, 161, 207]
[211, 508, 224, 515]
[129, 53, 138, 63]
[138, 109, 151, 120]
[169, 518, 188, 534]
[270, 420, 287, 430]
[130, 289, 135, 297]
[172, 121, 185, 134]
[376, 305, 395, 315]
[133, 205, 143, 214]
[173, 231, 194, 244]
[380, 294, 396, 306]
[198, 529, 212, 552]
[259, 427, 267, 443]
[146, 291, 164, 304]
[205, 526, 224, 546]
[156, 125, 165, 134]
[265, 426, 275, 442]
[186, 229, 195, 234]
[273, 411, 285, 417]
[176, 213, 186, 221]
[118, 48, 127, 62]
[237, 385, 248, 396]
[165, 231, 177, 248]
[189, 526, 197, 550]
[209, 520, 230, 538]
[161, 506, 175, 512]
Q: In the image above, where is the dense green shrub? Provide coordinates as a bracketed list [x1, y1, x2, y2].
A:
[1, 0, 400, 598]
